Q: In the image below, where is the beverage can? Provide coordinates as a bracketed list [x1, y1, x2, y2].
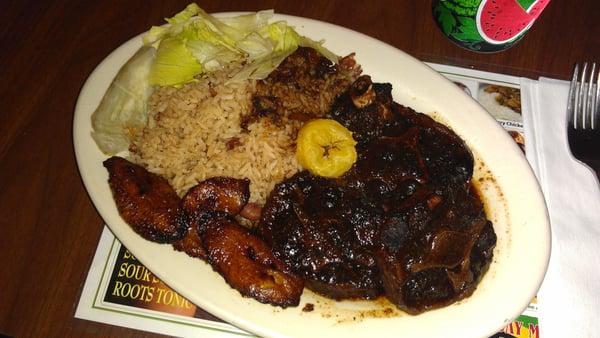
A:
[432, 0, 551, 53]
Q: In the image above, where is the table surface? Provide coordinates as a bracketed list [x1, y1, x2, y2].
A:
[1, 1, 599, 337]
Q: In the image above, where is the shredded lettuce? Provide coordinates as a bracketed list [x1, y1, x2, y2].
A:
[219, 10, 274, 32]
[91, 46, 156, 154]
[143, 3, 202, 45]
[165, 2, 201, 25]
[186, 39, 240, 72]
[229, 50, 291, 82]
[228, 22, 339, 82]
[141, 3, 339, 85]
[299, 35, 339, 63]
[91, 3, 341, 154]
[259, 21, 301, 53]
[235, 31, 274, 60]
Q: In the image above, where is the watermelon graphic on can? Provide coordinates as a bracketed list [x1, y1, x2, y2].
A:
[432, 0, 551, 52]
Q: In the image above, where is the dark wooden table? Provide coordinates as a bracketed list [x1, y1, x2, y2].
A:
[1, 1, 599, 337]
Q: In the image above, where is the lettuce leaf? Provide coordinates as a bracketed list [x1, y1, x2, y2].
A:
[91, 46, 156, 154]
[299, 35, 339, 63]
[259, 21, 301, 52]
[143, 3, 202, 45]
[219, 10, 274, 32]
[228, 50, 291, 82]
[148, 37, 202, 87]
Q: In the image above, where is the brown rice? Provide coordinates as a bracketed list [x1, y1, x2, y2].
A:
[130, 64, 302, 204]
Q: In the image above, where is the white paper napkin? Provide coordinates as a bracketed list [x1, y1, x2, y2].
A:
[520, 77, 600, 338]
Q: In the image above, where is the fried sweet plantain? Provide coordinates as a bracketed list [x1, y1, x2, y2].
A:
[174, 177, 251, 259]
[103, 156, 186, 243]
[182, 177, 250, 216]
[172, 222, 207, 259]
[201, 214, 304, 307]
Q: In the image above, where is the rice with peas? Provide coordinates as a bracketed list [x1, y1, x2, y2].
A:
[129, 65, 302, 204]
[129, 49, 360, 205]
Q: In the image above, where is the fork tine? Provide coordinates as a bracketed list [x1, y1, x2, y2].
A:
[569, 63, 580, 129]
[595, 63, 600, 129]
[586, 62, 596, 129]
[573, 64, 585, 129]
[580, 62, 589, 129]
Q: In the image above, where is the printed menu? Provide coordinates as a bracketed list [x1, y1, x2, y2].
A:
[76, 63, 539, 338]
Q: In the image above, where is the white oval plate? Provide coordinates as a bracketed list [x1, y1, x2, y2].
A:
[74, 13, 550, 338]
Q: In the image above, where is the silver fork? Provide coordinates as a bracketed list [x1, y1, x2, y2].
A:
[567, 62, 600, 177]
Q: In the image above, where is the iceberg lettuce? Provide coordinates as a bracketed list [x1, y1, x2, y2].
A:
[91, 46, 156, 154]
[148, 37, 202, 87]
[91, 3, 340, 154]
[142, 4, 339, 85]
